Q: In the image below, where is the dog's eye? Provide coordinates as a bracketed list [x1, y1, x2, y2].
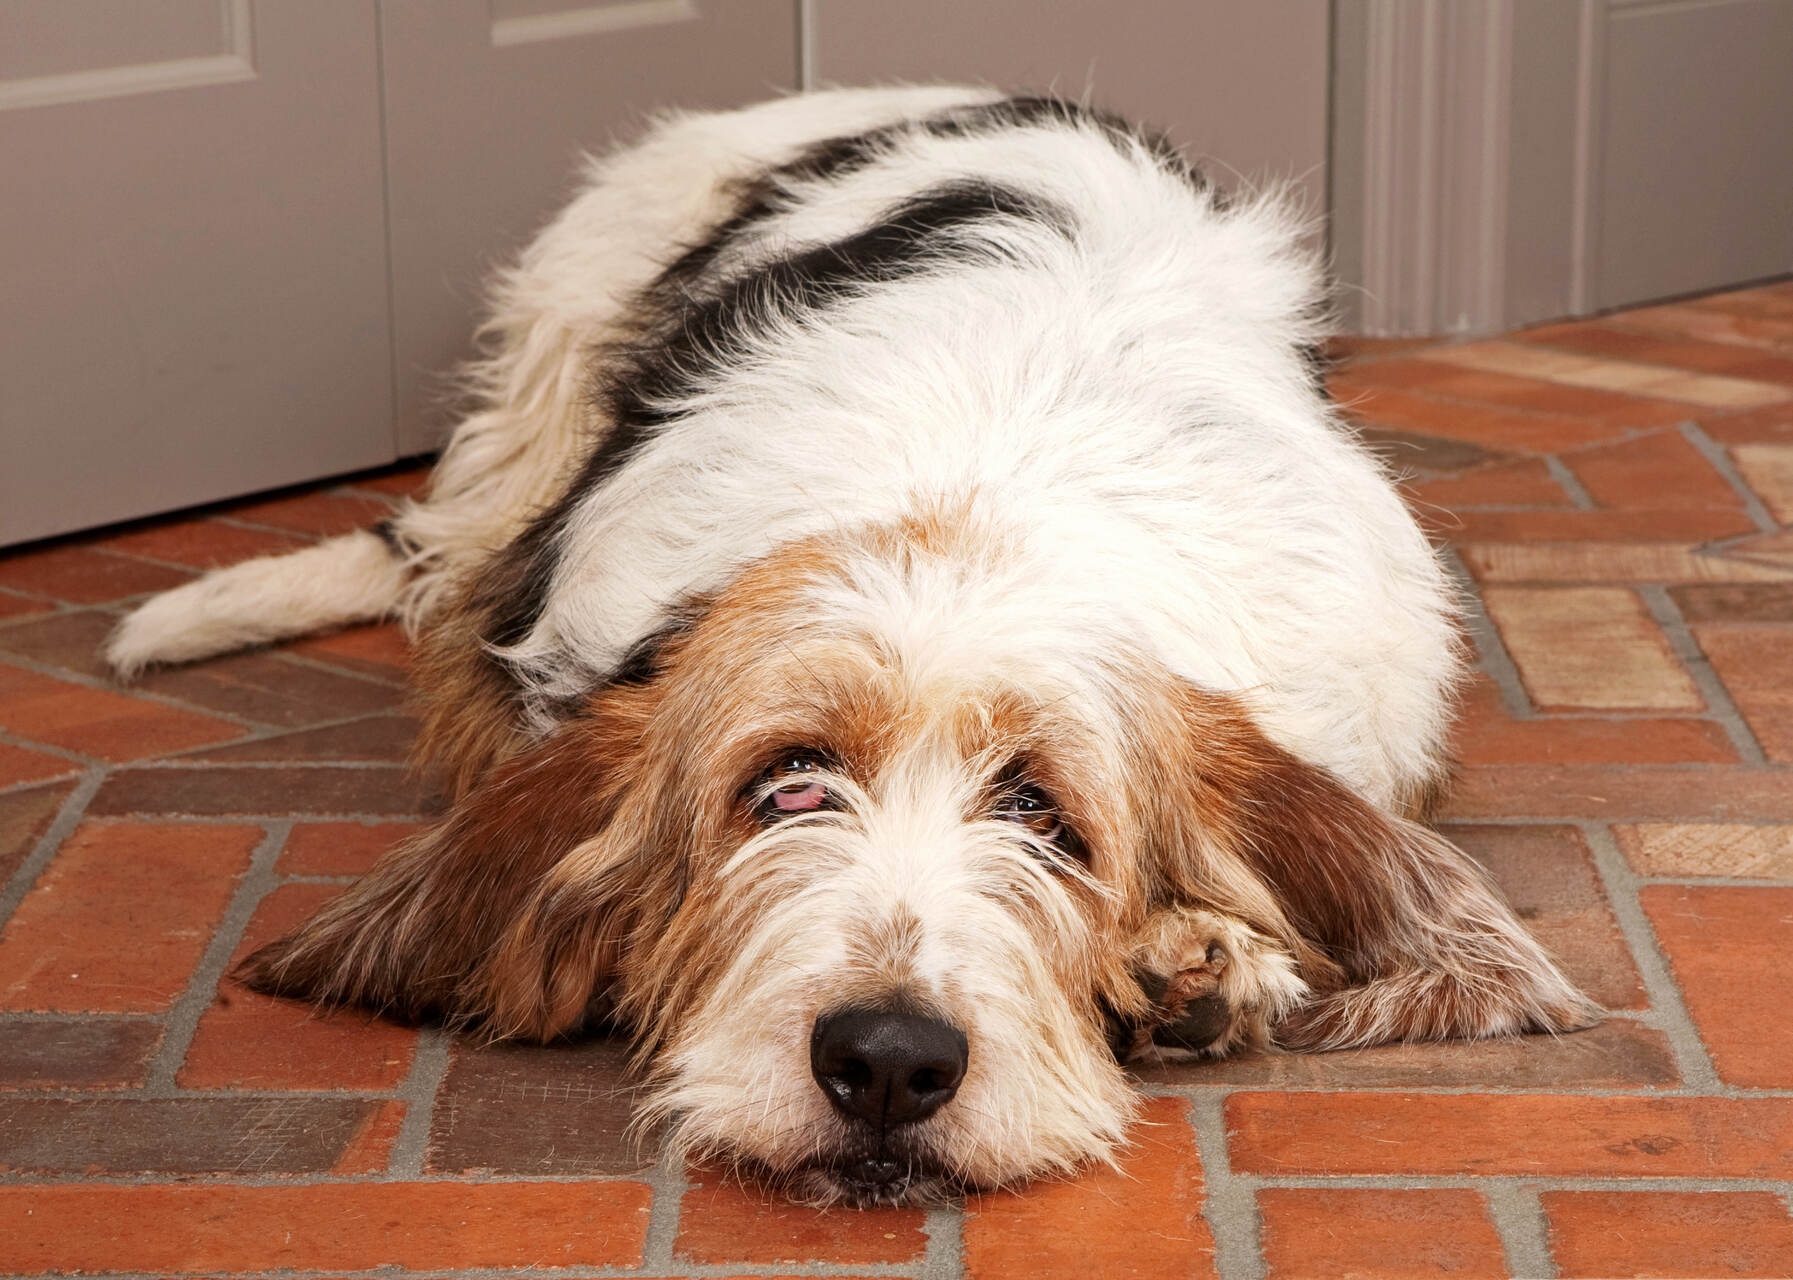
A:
[995, 784, 1065, 843]
[757, 753, 833, 821]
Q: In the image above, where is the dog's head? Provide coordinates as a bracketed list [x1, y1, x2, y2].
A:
[239, 508, 1594, 1205]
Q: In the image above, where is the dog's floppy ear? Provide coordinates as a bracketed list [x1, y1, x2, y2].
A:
[234, 680, 669, 1040]
[1154, 684, 1600, 1050]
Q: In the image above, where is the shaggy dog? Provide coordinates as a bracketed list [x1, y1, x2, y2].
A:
[110, 86, 1596, 1206]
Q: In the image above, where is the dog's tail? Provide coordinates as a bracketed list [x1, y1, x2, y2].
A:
[106, 526, 412, 679]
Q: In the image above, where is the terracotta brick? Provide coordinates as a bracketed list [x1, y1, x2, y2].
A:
[1462, 542, 1793, 584]
[0, 781, 70, 883]
[1641, 885, 1793, 1088]
[1669, 582, 1793, 622]
[225, 490, 394, 537]
[0, 740, 79, 788]
[332, 1099, 406, 1175]
[138, 650, 405, 729]
[0, 1019, 161, 1090]
[286, 620, 412, 681]
[1566, 430, 1741, 508]
[0, 546, 190, 604]
[1450, 823, 1646, 1009]
[1380, 363, 1696, 427]
[428, 1036, 646, 1176]
[1545, 1190, 1793, 1279]
[1444, 766, 1793, 822]
[0, 608, 123, 676]
[0, 1181, 652, 1273]
[1449, 681, 1734, 765]
[676, 1174, 926, 1268]
[1696, 623, 1793, 760]
[1342, 385, 1624, 452]
[1423, 340, 1789, 409]
[0, 663, 246, 760]
[1226, 1092, 1793, 1178]
[1726, 527, 1793, 570]
[0, 591, 51, 621]
[1436, 506, 1754, 543]
[1409, 458, 1570, 508]
[1520, 321, 1793, 384]
[279, 820, 423, 876]
[88, 763, 434, 818]
[0, 1096, 382, 1174]
[1699, 401, 1793, 444]
[1615, 302, 1793, 354]
[1731, 442, 1793, 521]
[1615, 822, 1793, 879]
[964, 1095, 1214, 1279]
[183, 713, 419, 763]
[179, 883, 416, 1090]
[0, 821, 259, 1012]
[1357, 426, 1504, 474]
[1482, 587, 1701, 711]
[100, 518, 312, 569]
[1258, 1189, 1506, 1280]
[1138, 1017, 1675, 1090]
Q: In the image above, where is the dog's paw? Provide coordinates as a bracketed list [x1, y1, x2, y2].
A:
[1117, 907, 1308, 1062]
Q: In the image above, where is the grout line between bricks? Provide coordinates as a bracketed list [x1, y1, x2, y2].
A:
[1678, 420, 1779, 532]
[0, 650, 267, 731]
[387, 1025, 453, 1177]
[1542, 454, 1596, 509]
[1638, 584, 1768, 765]
[0, 765, 104, 933]
[919, 1201, 964, 1280]
[636, 1130, 690, 1275]
[1484, 1179, 1557, 1280]
[1577, 821, 1721, 1092]
[1444, 547, 1534, 719]
[142, 821, 292, 1094]
[1184, 1090, 1263, 1280]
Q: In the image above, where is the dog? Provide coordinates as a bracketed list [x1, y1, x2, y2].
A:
[109, 86, 1597, 1206]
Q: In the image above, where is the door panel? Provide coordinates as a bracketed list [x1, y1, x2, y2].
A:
[0, 1, 393, 545]
[378, 0, 797, 454]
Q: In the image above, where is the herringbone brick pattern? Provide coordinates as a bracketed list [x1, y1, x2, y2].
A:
[1, 281, 1790, 1278]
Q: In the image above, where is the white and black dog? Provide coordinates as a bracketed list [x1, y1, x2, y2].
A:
[110, 86, 1595, 1205]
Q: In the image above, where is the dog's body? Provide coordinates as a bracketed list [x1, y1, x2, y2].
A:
[112, 87, 1595, 1205]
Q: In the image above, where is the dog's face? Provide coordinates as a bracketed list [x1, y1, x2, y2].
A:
[240, 509, 1594, 1205]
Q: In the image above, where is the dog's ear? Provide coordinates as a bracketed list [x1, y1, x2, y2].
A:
[1151, 684, 1600, 1050]
[234, 680, 669, 1040]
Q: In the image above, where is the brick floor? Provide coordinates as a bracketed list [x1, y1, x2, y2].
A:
[0, 283, 1790, 1278]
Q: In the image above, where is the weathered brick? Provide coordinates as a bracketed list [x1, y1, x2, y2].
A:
[1482, 586, 1701, 711]
[1439, 506, 1753, 543]
[1669, 582, 1793, 622]
[0, 1097, 382, 1174]
[1732, 443, 1793, 522]
[0, 1019, 161, 1090]
[1566, 429, 1743, 508]
[182, 713, 419, 763]
[99, 519, 311, 569]
[179, 883, 416, 1090]
[0, 781, 70, 883]
[1545, 1190, 1793, 1279]
[0, 546, 190, 604]
[429, 1036, 646, 1176]
[1615, 822, 1793, 879]
[0, 821, 259, 1012]
[676, 1173, 926, 1268]
[1258, 1189, 1506, 1280]
[286, 621, 412, 682]
[964, 1095, 1214, 1279]
[1449, 680, 1734, 766]
[1461, 542, 1793, 584]
[1641, 885, 1793, 1088]
[279, 820, 423, 877]
[0, 591, 52, 621]
[1357, 426, 1503, 474]
[332, 1099, 407, 1175]
[1443, 766, 1793, 822]
[0, 1181, 652, 1273]
[1227, 1093, 1793, 1178]
[0, 663, 246, 760]
[89, 764, 434, 818]
[1421, 340, 1788, 409]
[1343, 385, 1624, 452]
[1520, 321, 1793, 384]
[1409, 457, 1570, 507]
[0, 741, 79, 789]
[1695, 623, 1793, 760]
[1701, 401, 1793, 444]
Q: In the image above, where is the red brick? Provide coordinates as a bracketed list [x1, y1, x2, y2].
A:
[1409, 458, 1570, 508]
[1435, 505, 1754, 543]
[0, 741, 79, 788]
[332, 1099, 407, 1175]
[1341, 385, 1626, 452]
[676, 1174, 926, 1267]
[1378, 364, 1693, 427]
[179, 883, 416, 1090]
[1461, 541, 1793, 584]
[1226, 1093, 1793, 1178]
[1695, 623, 1793, 761]
[1669, 582, 1793, 622]
[0, 546, 191, 604]
[286, 621, 412, 681]
[0, 1020, 161, 1090]
[347, 463, 433, 498]
[1616, 302, 1793, 354]
[183, 713, 418, 763]
[99, 519, 312, 569]
[0, 1181, 651, 1273]
[1450, 683, 1735, 766]
[1699, 401, 1793, 444]
[0, 781, 70, 883]
[225, 490, 394, 537]
[1444, 766, 1793, 821]
[280, 820, 423, 877]
[964, 1095, 1214, 1279]
[1326, 335, 1443, 365]
[1641, 885, 1793, 1088]
[1566, 430, 1741, 509]
[0, 591, 51, 621]
[0, 821, 259, 1012]
[1258, 1189, 1506, 1280]
[1545, 1190, 1793, 1279]
[0, 663, 246, 761]
[1359, 426, 1505, 474]
[1521, 321, 1793, 385]
[88, 763, 433, 817]
[137, 649, 404, 729]
[1482, 587, 1701, 711]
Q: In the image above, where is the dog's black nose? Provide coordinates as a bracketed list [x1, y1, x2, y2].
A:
[811, 1007, 967, 1128]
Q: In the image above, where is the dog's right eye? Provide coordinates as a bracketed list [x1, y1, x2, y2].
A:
[755, 753, 834, 821]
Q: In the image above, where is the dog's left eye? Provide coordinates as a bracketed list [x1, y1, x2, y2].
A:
[995, 784, 1065, 844]
[756, 753, 832, 821]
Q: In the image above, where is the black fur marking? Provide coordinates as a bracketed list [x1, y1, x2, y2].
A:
[370, 518, 418, 559]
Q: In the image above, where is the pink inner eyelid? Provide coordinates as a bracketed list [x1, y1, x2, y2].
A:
[771, 779, 828, 811]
